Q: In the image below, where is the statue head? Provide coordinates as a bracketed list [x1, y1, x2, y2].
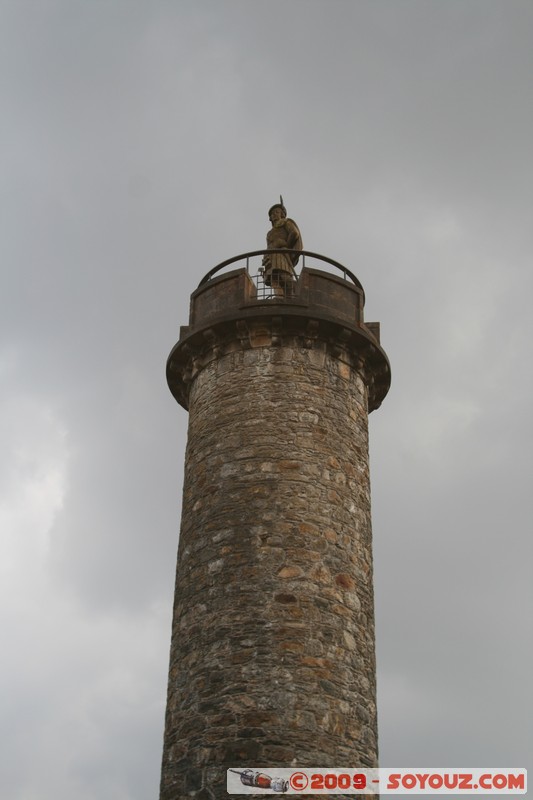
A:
[268, 203, 287, 222]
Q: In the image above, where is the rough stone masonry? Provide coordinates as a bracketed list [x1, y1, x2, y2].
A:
[161, 263, 390, 799]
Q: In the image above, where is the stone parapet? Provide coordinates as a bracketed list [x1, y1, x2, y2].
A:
[167, 266, 390, 413]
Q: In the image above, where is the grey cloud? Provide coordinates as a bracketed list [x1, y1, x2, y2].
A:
[1, 1, 531, 797]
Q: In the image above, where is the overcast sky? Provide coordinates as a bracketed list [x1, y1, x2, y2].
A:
[1, 1, 532, 798]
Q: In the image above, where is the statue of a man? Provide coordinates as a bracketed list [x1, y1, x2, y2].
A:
[261, 198, 303, 297]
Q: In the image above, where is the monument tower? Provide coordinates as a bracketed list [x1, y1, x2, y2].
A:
[160, 201, 391, 799]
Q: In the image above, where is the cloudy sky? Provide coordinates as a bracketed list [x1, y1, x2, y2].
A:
[1, 1, 531, 798]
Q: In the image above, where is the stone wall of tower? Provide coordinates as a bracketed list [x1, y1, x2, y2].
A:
[161, 266, 390, 800]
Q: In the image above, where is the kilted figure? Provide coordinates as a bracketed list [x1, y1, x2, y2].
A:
[261, 198, 303, 297]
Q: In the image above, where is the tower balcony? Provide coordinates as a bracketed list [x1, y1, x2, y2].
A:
[168, 250, 391, 412]
[194, 249, 366, 328]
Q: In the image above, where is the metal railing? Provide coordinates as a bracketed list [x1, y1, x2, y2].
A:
[197, 250, 363, 294]
[252, 268, 298, 300]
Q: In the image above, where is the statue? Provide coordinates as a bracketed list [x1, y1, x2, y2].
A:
[261, 196, 302, 297]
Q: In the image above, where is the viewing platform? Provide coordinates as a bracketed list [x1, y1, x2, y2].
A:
[167, 250, 391, 412]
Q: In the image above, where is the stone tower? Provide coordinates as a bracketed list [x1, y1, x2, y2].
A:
[160, 239, 390, 799]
